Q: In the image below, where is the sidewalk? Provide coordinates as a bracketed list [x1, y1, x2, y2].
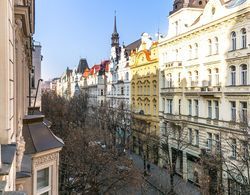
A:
[130, 153, 201, 195]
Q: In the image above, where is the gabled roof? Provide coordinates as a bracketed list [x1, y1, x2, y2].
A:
[125, 39, 141, 55]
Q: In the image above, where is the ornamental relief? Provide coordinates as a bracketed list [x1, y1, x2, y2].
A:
[33, 153, 58, 167]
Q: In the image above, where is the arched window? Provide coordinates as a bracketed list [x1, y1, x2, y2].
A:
[230, 66, 236, 85]
[214, 37, 219, 54]
[194, 43, 198, 58]
[208, 39, 212, 55]
[215, 68, 219, 86]
[240, 64, 247, 85]
[189, 45, 192, 60]
[241, 28, 247, 49]
[231, 31, 237, 51]
[208, 69, 212, 86]
[194, 70, 199, 86]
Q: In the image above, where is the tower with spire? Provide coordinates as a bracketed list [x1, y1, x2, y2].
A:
[111, 12, 119, 48]
[110, 12, 121, 66]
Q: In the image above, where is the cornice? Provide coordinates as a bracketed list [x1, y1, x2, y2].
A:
[14, 5, 32, 36]
[159, 7, 250, 47]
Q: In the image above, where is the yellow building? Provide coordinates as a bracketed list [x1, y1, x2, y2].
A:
[130, 33, 159, 164]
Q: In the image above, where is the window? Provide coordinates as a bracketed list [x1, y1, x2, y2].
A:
[230, 66, 236, 86]
[194, 71, 199, 86]
[189, 45, 192, 60]
[240, 64, 247, 85]
[126, 86, 129, 96]
[241, 28, 247, 49]
[215, 134, 220, 151]
[194, 100, 199, 117]
[162, 98, 165, 113]
[167, 73, 172, 88]
[195, 130, 199, 147]
[153, 104, 157, 115]
[207, 133, 212, 150]
[231, 101, 236, 121]
[178, 72, 181, 86]
[208, 100, 212, 118]
[208, 39, 212, 55]
[153, 83, 157, 95]
[194, 43, 198, 58]
[188, 71, 192, 87]
[179, 99, 181, 115]
[37, 167, 50, 195]
[231, 31, 237, 51]
[215, 68, 219, 86]
[31, 67, 35, 88]
[240, 101, 247, 123]
[167, 99, 173, 114]
[125, 72, 129, 80]
[188, 99, 192, 116]
[231, 138, 237, 158]
[208, 69, 212, 86]
[121, 87, 124, 95]
[214, 37, 219, 54]
[189, 128, 193, 144]
[242, 141, 248, 160]
[162, 73, 165, 88]
[101, 89, 104, 96]
[214, 100, 219, 120]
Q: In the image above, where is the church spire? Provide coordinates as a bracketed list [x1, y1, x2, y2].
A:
[111, 11, 119, 47]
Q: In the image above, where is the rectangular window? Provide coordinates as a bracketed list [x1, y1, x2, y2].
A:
[208, 100, 212, 119]
[215, 134, 220, 151]
[240, 102, 247, 123]
[121, 87, 124, 95]
[207, 133, 212, 150]
[188, 99, 192, 116]
[167, 99, 173, 114]
[195, 130, 199, 147]
[37, 167, 50, 195]
[231, 139, 237, 158]
[162, 98, 165, 113]
[194, 100, 199, 117]
[231, 101, 236, 121]
[214, 100, 219, 120]
[179, 99, 181, 115]
[189, 128, 193, 144]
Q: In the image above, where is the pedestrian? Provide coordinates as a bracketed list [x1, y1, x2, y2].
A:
[147, 163, 151, 173]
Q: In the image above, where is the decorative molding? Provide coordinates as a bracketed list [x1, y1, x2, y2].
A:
[33, 153, 58, 167]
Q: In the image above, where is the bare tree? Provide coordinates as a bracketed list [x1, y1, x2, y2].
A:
[160, 121, 191, 195]
[42, 91, 143, 194]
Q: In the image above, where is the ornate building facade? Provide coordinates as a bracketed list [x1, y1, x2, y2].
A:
[0, 0, 63, 194]
[159, 0, 250, 193]
[131, 33, 160, 164]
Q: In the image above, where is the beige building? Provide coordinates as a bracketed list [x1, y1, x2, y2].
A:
[159, 0, 249, 194]
[0, 0, 63, 194]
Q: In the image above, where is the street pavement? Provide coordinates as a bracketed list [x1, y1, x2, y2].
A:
[130, 153, 201, 195]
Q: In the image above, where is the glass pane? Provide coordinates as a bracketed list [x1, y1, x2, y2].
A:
[37, 168, 49, 190]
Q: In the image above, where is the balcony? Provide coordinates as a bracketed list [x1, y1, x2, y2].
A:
[165, 61, 182, 68]
[161, 113, 241, 130]
[160, 87, 182, 95]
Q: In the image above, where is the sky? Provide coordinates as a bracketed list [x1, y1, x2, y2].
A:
[34, 0, 173, 80]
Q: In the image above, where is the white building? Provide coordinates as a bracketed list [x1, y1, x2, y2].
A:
[159, 0, 249, 193]
[107, 15, 141, 109]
